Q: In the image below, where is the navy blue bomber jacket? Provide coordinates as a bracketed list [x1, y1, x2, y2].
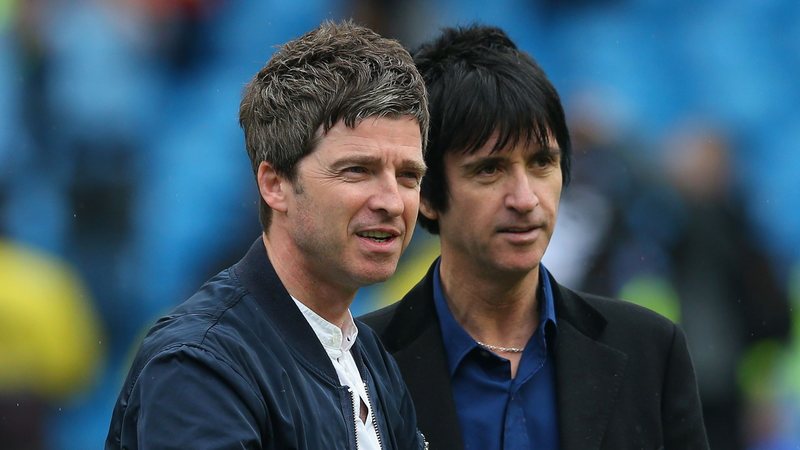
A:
[106, 238, 425, 450]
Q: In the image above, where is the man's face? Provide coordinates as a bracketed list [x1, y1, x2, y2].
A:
[425, 135, 562, 277]
[283, 116, 425, 292]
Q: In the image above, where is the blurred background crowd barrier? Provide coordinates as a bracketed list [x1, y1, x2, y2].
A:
[1, 0, 798, 448]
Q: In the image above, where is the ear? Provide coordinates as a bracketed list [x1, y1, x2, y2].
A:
[257, 161, 289, 213]
[419, 198, 439, 221]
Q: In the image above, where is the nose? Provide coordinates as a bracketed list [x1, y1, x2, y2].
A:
[368, 174, 405, 217]
[505, 168, 538, 213]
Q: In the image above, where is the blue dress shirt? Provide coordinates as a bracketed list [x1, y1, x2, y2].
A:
[433, 261, 559, 450]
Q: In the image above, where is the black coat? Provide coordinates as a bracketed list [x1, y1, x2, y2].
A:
[361, 261, 709, 450]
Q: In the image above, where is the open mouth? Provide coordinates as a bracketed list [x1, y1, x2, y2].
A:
[357, 230, 396, 243]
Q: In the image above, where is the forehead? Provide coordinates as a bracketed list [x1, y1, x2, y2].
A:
[448, 132, 560, 162]
[309, 116, 424, 162]
[324, 115, 419, 139]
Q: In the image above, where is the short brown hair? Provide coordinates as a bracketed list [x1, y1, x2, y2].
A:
[239, 20, 429, 232]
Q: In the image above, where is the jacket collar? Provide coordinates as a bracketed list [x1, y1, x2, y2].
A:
[232, 237, 341, 384]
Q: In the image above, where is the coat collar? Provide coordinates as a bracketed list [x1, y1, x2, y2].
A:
[231, 237, 341, 384]
[378, 261, 628, 450]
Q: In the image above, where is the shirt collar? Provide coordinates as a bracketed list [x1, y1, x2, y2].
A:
[432, 259, 558, 376]
[291, 296, 358, 358]
[540, 264, 558, 325]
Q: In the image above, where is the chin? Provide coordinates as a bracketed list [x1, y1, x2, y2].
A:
[495, 255, 542, 274]
[500, 264, 540, 276]
[352, 265, 397, 286]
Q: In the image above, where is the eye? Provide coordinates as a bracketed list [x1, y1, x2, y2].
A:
[476, 164, 499, 176]
[531, 153, 557, 169]
[344, 166, 368, 174]
[340, 166, 370, 182]
[398, 171, 423, 188]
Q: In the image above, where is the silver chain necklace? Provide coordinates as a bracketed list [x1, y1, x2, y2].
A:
[475, 340, 524, 353]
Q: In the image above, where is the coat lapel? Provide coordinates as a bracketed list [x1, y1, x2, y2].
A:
[392, 324, 464, 450]
[553, 283, 628, 450]
[378, 262, 465, 450]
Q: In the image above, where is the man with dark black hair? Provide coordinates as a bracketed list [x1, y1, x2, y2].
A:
[362, 25, 708, 450]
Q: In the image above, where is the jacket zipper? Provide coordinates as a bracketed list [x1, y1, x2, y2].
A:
[363, 382, 384, 450]
[354, 384, 426, 450]
[349, 388, 361, 450]
[350, 384, 384, 450]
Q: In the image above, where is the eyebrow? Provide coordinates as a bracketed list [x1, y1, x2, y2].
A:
[402, 159, 428, 176]
[460, 155, 506, 173]
[533, 147, 562, 163]
[539, 147, 561, 157]
[331, 154, 381, 170]
[460, 146, 561, 171]
[331, 155, 427, 175]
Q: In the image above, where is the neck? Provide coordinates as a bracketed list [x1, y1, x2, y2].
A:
[439, 256, 542, 349]
[262, 232, 354, 327]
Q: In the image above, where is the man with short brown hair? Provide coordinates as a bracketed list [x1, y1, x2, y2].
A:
[107, 20, 429, 449]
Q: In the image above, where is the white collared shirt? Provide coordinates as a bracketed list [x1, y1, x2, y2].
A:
[291, 297, 381, 450]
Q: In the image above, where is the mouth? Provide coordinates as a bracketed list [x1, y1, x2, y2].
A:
[498, 225, 539, 233]
[495, 224, 544, 244]
[356, 229, 400, 243]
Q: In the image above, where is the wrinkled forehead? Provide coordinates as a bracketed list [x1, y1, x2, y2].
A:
[306, 115, 425, 164]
